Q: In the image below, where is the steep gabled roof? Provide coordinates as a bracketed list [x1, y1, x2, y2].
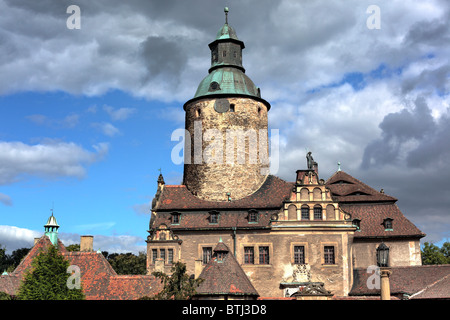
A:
[0, 236, 162, 300]
[155, 175, 293, 211]
[195, 241, 259, 297]
[326, 170, 397, 203]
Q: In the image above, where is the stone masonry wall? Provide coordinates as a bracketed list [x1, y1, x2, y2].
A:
[183, 97, 269, 201]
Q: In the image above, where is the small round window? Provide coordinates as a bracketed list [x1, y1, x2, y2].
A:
[209, 81, 220, 91]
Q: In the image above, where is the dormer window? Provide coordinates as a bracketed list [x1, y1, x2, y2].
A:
[209, 211, 219, 224]
[171, 212, 181, 225]
[248, 210, 258, 223]
[383, 218, 393, 231]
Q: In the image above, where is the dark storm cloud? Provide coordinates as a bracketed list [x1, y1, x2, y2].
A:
[361, 97, 435, 169]
[140, 36, 185, 80]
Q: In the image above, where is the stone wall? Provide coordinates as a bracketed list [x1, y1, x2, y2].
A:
[183, 97, 269, 201]
[352, 238, 422, 268]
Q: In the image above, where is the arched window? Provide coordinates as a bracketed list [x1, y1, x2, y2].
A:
[314, 205, 322, 220]
[288, 204, 297, 220]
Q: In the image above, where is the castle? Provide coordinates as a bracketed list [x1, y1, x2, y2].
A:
[146, 9, 426, 298]
[3, 9, 449, 301]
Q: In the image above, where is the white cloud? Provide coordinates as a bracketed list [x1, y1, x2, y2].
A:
[92, 122, 121, 137]
[0, 193, 12, 206]
[0, 225, 146, 254]
[0, 141, 109, 185]
[103, 105, 137, 121]
[0, 225, 41, 252]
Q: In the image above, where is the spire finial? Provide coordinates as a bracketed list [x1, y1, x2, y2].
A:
[224, 7, 229, 24]
[337, 162, 341, 171]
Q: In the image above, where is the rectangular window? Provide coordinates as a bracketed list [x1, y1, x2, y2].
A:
[160, 249, 166, 263]
[152, 249, 157, 264]
[324, 246, 335, 265]
[314, 207, 322, 220]
[168, 249, 174, 264]
[248, 211, 258, 223]
[294, 246, 305, 264]
[172, 213, 180, 224]
[244, 247, 254, 264]
[210, 213, 218, 224]
[203, 247, 212, 264]
[301, 207, 309, 220]
[259, 246, 270, 265]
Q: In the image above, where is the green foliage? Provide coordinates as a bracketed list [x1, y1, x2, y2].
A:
[0, 245, 31, 273]
[421, 242, 450, 265]
[150, 261, 203, 300]
[105, 252, 147, 275]
[0, 291, 13, 300]
[65, 244, 80, 252]
[16, 244, 85, 300]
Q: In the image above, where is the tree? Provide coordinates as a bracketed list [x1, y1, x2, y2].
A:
[421, 242, 450, 265]
[65, 244, 80, 252]
[149, 261, 203, 300]
[16, 244, 85, 300]
[106, 252, 147, 275]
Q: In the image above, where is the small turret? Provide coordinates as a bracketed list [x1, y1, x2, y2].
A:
[44, 210, 59, 246]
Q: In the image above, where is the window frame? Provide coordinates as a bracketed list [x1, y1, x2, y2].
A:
[259, 246, 270, 265]
[244, 246, 255, 264]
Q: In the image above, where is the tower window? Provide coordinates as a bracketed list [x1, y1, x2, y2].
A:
[195, 109, 201, 118]
[222, 50, 227, 57]
[229, 104, 235, 112]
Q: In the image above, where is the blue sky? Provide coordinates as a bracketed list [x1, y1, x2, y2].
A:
[1, 0, 449, 253]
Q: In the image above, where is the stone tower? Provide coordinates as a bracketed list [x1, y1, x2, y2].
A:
[182, 8, 271, 201]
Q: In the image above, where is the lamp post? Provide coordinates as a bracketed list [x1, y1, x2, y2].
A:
[376, 242, 391, 300]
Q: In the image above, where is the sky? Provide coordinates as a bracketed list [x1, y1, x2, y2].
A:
[0, 0, 449, 254]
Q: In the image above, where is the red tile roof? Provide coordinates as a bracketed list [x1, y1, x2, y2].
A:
[350, 264, 450, 299]
[195, 241, 259, 298]
[326, 170, 397, 203]
[155, 175, 294, 211]
[0, 236, 162, 300]
[342, 203, 425, 238]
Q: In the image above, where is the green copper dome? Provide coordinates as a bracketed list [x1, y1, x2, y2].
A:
[215, 23, 239, 41]
[194, 67, 260, 98]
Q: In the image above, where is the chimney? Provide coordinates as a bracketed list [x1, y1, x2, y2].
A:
[80, 235, 94, 252]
